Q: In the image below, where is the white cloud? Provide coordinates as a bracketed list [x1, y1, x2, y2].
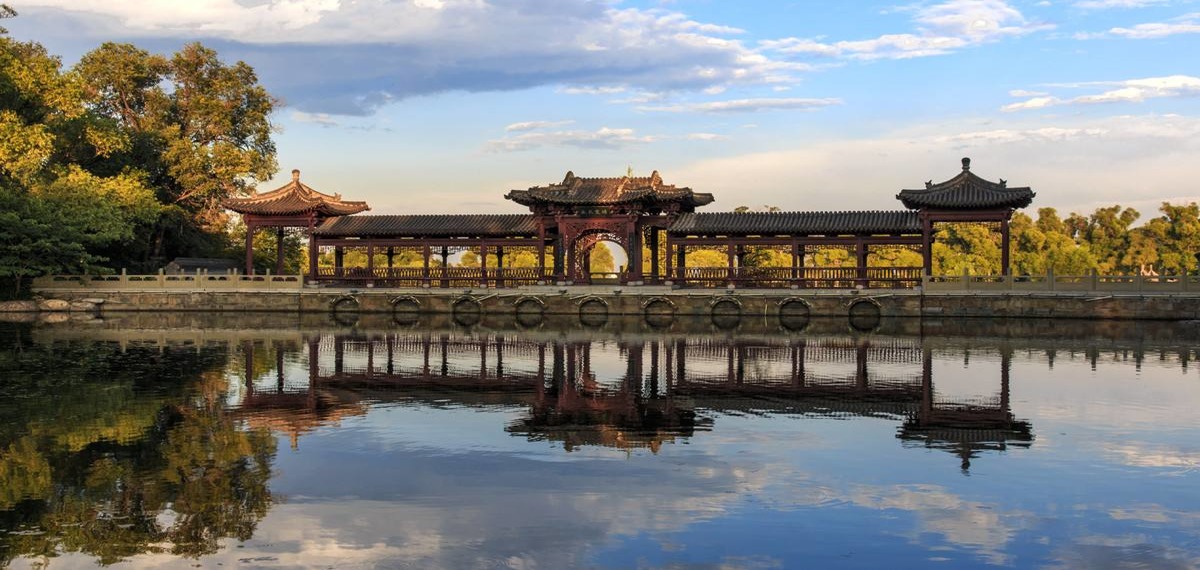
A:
[504, 120, 575, 132]
[1073, 0, 1167, 8]
[559, 86, 627, 96]
[686, 133, 728, 141]
[1077, 11, 1200, 38]
[291, 110, 341, 127]
[16, 1, 805, 115]
[761, 0, 1053, 61]
[639, 97, 842, 113]
[1004, 75, 1200, 111]
[673, 113, 1200, 215]
[1009, 89, 1049, 97]
[486, 126, 657, 152]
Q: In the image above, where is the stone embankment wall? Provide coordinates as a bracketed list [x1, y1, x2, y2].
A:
[12, 288, 1200, 321]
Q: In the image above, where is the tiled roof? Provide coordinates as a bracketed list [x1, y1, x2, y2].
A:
[667, 210, 921, 236]
[222, 170, 370, 217]
[897, 158, 1034, 210]
[313, 214, 539, 238]
[506, 171, 714, 209]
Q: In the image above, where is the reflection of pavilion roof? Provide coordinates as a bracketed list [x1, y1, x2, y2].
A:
[668, 210, 921, 237]
[897, 158, 1034, 210]
[313, 214, 538, 238]
[509, 396, 703, 453]
[506, 171, 714, 210]
[235, 389, 369, 449]
[898, 407, 1034, 472]
[222, 170, 370, 217]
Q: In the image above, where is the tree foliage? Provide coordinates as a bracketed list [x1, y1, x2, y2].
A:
[0, 33, 276, 295]
[0, 329, 276, 565]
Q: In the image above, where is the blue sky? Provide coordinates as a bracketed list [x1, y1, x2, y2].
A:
[7, 0, 1200, 217]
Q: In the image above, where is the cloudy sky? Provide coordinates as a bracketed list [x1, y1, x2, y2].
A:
[6, 0, 1200, 216]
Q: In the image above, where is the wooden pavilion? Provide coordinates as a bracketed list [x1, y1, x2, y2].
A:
[223, 169, 369, 274]
[223, 158, 1033, 288]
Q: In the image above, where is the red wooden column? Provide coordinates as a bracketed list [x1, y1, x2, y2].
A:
[649, 228, 660, 284]
[440, 246, 449, 288]
[422, 244, 431, 286]
[922, 215, 934, 276]
[494, 247, 505, 288]
[676, 241, 687, 285]
[275, 227, 285, 275]
[664, 237, 674, 284]
[565, 233, 577, 284]
[1000, 217, 1011, 276]
[479, 243, 489, 287]
[726, 241, 736, 286]
[856, 239, 869, 287]
[366, 244, 375, 283]
[307, 219, 318, 281]
[626, 219, 642, 284]
[536, 225, 547, 283]
[244, 223, 255, 275]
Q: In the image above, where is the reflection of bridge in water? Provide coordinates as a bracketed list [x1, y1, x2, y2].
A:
[239, 330, 1032, 470]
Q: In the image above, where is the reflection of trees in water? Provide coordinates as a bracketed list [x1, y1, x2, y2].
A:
[0, 326, 276, 566]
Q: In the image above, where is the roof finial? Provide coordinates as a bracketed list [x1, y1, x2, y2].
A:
[961, 157, 971, 171]
[291, 169, 301, 181]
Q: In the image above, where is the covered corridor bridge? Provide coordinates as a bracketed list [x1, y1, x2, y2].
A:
[223, 158, 1034, 289]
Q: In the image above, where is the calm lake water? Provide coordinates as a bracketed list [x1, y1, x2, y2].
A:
[2, 313, 1199, 569]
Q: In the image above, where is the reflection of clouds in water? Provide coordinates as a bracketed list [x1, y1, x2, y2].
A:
[19, 449, 776, 569]
[849, 484, 1034, 566]
[1045, 541, 1200, 570]
[1110, 504, 1200, 526]
[1105, 443, 1200, 472]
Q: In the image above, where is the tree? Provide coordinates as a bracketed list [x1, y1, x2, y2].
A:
[74, 41, 278, 264]
[0, 36, 278, 294]
[458, 251, 480, 267]
[1009, 210, 1098, 276]
[932, 223, 1001, 275]
[1133, 202, 1200, 275]
[0, 4, 14, 35]
[588, 242, 616, 274]
[1074, 206, 1139, 273]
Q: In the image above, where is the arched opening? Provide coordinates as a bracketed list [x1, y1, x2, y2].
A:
[573, 233, 629, 284]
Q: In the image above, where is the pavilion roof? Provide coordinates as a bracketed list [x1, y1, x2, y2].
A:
[896, 158, 1034, 210]
[222, 170, 370, 217]
[505, 171, 714, 210]
[666, 210, 921, 236]
[313, 214, 539, 238]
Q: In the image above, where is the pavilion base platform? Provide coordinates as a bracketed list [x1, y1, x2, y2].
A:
[27, 284, 1200, 323]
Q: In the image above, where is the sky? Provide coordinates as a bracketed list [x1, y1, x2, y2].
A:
[5, 0, 1200, 218]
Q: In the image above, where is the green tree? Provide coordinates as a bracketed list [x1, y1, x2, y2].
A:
[0, 4, 15, 35]
[1134, 202, 1200, 274]
[74, 42, 278, 264]
[1074, 206, 1139, 273]
[932, 223, 1001, 275]
[1009, 209, 1098, 276]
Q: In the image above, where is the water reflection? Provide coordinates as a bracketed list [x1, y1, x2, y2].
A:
[0, 336, 274, 566]
[240, 327, 1032, 469]
[2, 314, 1199, 568]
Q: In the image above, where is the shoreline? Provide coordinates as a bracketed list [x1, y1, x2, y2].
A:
[12, 286, 1200, 322]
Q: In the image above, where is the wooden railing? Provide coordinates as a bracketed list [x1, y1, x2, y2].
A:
[314, 266, 555, 288]
[673, 266, 924, 289]
[33, 272, 303, 291]
[923, 272, 1200, 293]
